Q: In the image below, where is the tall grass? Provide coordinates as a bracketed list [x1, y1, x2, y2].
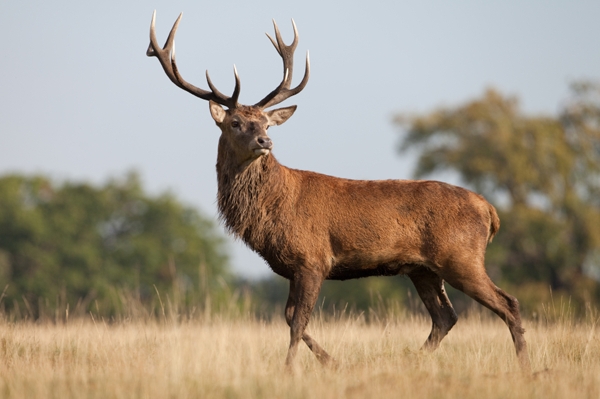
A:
[0, 301, 598, 399]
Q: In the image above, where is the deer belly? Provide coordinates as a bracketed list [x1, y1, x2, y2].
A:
[326, 260, 418, 280]
[326, 246, 422, 280]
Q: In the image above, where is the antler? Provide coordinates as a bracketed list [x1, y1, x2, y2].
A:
[146, 11, 240, 109]
[254, 19, 310, 109]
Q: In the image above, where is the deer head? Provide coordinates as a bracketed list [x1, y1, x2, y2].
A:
[146, 11, 309, 166]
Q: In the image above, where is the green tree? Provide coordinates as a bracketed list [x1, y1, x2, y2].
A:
[395, 83, 600, 310]
[0, 172, 230, 318]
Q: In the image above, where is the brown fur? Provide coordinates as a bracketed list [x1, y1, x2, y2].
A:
[213, 106, 530, 372]
[147, 15, 529, 372]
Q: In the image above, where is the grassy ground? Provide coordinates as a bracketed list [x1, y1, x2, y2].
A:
[0, 309, 598, 399]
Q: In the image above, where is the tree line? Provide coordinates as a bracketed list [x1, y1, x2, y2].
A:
[394, 81, 600, 314]
[0, 172, 231, 319]
[1, 81, 598, 320]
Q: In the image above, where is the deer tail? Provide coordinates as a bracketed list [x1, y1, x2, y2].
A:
[488, 204, 500, 243]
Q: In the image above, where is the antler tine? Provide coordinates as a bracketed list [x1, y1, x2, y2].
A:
[266, 26, 282, 56]
[255, 19, 310, 109]
[231, 65, 241, 103]
[146, 11, 182, 87]
[146, 11, 240, 109]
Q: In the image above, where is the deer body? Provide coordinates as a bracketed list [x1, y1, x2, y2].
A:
[147, 11, 531, 372]
[218, 150, 496, 282]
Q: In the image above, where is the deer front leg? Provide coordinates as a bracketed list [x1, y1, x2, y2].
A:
[285, 279, 335, 367]
[285, 273, 325, 369]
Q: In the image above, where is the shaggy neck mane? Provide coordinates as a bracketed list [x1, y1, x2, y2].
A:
[216, 140, 291, 250]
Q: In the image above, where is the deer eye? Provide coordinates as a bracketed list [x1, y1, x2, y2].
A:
[231, 121, 240, 128]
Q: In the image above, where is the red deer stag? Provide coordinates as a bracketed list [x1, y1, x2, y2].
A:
[146, 11, 530, 372]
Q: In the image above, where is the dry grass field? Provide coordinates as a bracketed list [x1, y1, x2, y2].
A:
[0, 307, 598, 399]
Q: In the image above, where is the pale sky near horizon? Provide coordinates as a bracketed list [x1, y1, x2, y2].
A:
[1, 1, 599, 278]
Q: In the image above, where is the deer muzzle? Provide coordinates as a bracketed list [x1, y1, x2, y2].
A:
[254, 137, 273, 155]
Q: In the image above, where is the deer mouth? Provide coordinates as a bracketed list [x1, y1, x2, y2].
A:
[253, 148, 270, 156]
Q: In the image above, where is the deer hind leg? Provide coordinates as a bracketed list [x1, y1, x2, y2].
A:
[408, 267, 458, 351]
[284, 274, 333, 368]
[441, 264, 531, 373]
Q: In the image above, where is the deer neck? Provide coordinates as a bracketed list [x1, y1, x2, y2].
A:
[215, 139, 291, 247]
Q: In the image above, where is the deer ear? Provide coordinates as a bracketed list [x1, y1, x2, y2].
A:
[209, 101, 226, 123]
[266, 105, 297, 126]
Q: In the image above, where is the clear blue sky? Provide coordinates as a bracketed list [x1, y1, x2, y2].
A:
[1, 1, 599, 278]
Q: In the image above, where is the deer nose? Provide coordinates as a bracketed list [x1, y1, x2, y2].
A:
[257, 137, 273, 150]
